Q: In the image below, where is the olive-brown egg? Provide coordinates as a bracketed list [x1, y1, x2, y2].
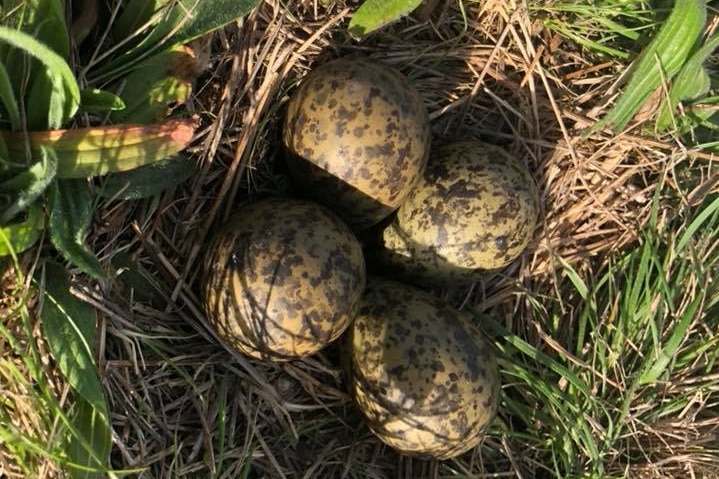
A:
[376, 141, 539, 284]
[283, 56, 431, 230]
[201, 198, 366, 361]
[349, 277, 499, 459]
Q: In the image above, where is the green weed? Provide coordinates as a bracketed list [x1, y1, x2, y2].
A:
[476, 183, 719, 478]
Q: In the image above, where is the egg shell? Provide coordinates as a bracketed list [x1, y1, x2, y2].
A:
[283, 56, 431, 230]
[201, 197, 366, 361]
[349, 277, 499, 459]
[378, 141, 539, 284]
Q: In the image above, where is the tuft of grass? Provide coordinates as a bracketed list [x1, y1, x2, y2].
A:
[529, 0, 659, 60]
[0, 259, 68, 478]
[478, 177, 719, 478]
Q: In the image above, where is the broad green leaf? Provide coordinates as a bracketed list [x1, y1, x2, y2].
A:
[348, 0, 424, 39]
[5, 0, 70, 129]
[0, 145, 57, 223]
[98, 153, 195, 200]
[0, 202, 44, 257]
[2, 118, 197, 178]
[110, 46, 193, 123]
[26, 69, 68, 130]
[593, 0, 706, 133]
[38, 260, 104, 411]
[0, 26, 80, 128]
[112, 0, 173, 42]
[79, 88, 126, 113]
[89, 0, 262, 82]
[656, 32, 719, 131]
[66, 397, 112, 479]
[15, 0, 70, 58]
[49, 179, 104, 279]
[166, 0, 263, 47]
[0, 61, 21, 130]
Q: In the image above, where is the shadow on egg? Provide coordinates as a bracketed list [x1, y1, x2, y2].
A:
[364, 222, 495, 287]
[201, 198, 366, 362]
[286, 152, 404, 232]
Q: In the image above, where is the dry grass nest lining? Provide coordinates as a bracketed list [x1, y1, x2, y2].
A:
[83, 1, 700, 478]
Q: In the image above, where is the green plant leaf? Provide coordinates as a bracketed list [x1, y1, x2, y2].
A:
[166, 0, 263, 47]
[66, 396, 111, 479]
[89, 0, 261, 82]
[0, 61, 21, 130]
[656, 32, 719, 131]
[676, 195, 719, 254]
[16, 0, 70, 58]
[49, 179, 104, 279]
[0, 145, 57, 223]
[0, 202, 44, 257]
[592, 0, 706, 133]
[111, 0, 173, 42]
[79, 88, 126, 113]
[4, 0, 70, 129]
[98, 153, 195, 200]
[0, 26, 80, 128]
[2, 118, 197, 178]
[38, 260, 104, 411]
[348, 0, 424, 39]
[109, 46, 193, 123]
[26, 70, 68, 130]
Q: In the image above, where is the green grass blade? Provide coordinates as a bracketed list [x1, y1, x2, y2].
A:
[676, 195, 719, 253]
[0, 145, 57, 223]
[49, 179, 104, 279]
[558, 257, 590, 300]
[594, 0, 706, 132]
[0, 26, 80, 128]
[482, 314, 595, 401]
[638, 294, 701, 385]
[0, 60, 21, 130]
[38, 260, 105, 412]
[348, 0, 424, 39]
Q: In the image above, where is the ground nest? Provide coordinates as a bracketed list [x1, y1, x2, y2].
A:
[74, 1, 712, 478]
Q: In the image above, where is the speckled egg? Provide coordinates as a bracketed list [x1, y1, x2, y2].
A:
[283, 56, 431, 230]
[349, 277, 499, 459]
[377, 141, 539, 284]
[201, 198, 366, 361]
